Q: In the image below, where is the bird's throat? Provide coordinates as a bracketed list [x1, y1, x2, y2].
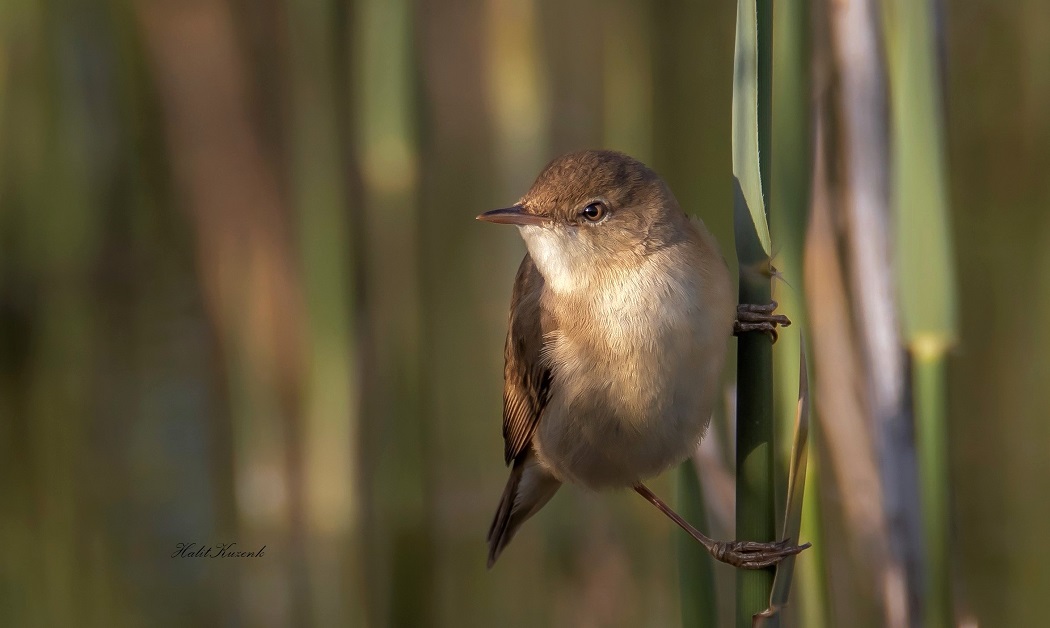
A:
[518, 225, 591, 295]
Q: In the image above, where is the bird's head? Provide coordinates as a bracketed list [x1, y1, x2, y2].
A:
[477, 150, 689, 292]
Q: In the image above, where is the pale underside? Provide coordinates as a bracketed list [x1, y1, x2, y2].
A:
[516, 219, 734, 489]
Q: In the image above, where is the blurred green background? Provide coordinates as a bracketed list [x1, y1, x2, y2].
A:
[0, 0, 1046, 626]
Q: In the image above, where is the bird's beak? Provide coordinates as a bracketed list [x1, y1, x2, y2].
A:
[476, 205, 548, 226]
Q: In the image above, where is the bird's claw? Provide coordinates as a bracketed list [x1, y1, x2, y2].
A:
[734, 301, 791, 343]
[711, 538, 811, 570]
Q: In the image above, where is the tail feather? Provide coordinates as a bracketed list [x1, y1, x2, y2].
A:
[486, 453, 560, 568]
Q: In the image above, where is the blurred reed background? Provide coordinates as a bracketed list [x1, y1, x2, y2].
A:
[0, 0, 1047, 626]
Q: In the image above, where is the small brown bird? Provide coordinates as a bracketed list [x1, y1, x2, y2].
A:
[478, 150, 802, 569]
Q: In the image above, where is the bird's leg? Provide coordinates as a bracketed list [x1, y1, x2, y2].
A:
[734, 301, 791, 343]
[633, 484, 809, 570]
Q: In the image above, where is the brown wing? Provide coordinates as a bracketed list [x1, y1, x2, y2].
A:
[501, 254, 551, 465]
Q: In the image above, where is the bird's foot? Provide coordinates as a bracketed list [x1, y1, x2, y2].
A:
[633, 484, 810, 571]
[710, 538, 811, 570]
[734, 301, 791, 343]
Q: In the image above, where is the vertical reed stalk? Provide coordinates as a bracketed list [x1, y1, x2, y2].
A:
[732, 0, 776, 624]
[914, 356, 951, 626]
[828, 0, 923, 622]
[883, 1, 957, 625]
[771, 0, 824, 622]
[355, 0, 428, 622]
[286, 0, 361, 623]
[677, 463, 719, 627]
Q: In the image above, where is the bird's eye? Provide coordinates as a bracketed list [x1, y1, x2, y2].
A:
[581, 202, 607, 222]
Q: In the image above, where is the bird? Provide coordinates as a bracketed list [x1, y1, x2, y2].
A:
[477, 149, 802, 569]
